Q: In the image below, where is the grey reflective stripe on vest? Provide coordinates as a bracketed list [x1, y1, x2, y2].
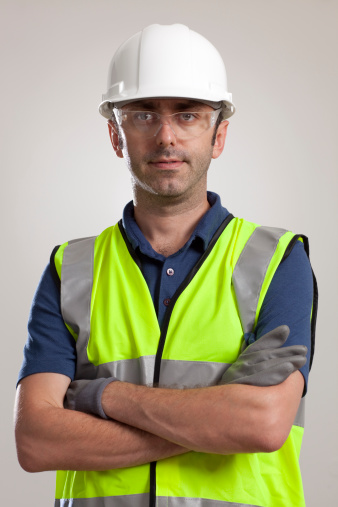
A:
[55, 493, 149, 507]
[232, 226, 286, 334]
[61, 236, 97, 379]
[98, 356, 231, 388]
[55, 495, 260, 507]
[158, 499, 261, 507]
[70, 356, 231, 388]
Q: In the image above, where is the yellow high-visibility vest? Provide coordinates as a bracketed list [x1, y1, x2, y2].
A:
[53, 216, 307, 507]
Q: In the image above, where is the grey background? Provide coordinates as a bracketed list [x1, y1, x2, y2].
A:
[1, 0, 337, 505]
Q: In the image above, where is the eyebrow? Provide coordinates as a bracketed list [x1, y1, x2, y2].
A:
[174, 101, 206, 111]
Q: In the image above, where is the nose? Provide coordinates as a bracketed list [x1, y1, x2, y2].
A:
[154, 121, 177, 147]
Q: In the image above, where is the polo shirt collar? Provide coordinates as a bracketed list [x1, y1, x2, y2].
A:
[122, 191, 230, 259]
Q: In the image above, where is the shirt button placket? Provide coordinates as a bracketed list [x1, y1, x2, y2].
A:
[162, 263, 175, 309]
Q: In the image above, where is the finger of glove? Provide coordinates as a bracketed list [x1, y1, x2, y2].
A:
[240, 345, 307, 365]
[226, 360, 304, 386]
[222, 358, 306, 386]
[243, 325, 290, 354]
[220, 354, 307, 385]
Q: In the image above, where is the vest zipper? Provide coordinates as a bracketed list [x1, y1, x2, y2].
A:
[149, 214, 234, 507]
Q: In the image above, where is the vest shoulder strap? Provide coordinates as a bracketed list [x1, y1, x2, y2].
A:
[53, 236, 97, 336]
[232, 225, 288, 334]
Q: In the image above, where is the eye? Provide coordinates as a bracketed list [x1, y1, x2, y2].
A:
[179, 112, 198, 122]
[133, 111, 156, 122]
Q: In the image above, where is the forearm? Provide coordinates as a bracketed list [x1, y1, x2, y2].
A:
[15, 375, 188, 473]
[102, 372, 303, 455]
[17, 407, 187, 472]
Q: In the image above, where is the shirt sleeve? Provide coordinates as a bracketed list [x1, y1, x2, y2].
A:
[17, 263, 77, 386]
[254, 240, 314, 394]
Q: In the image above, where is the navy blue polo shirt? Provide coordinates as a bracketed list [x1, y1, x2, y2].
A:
[18, 192, 314, 391]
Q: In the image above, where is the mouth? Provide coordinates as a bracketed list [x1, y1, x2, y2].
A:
[149, 159, 184, 169]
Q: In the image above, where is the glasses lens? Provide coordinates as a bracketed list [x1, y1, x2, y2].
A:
[126, 111, 160, 134]
[173, 112, 214, 138]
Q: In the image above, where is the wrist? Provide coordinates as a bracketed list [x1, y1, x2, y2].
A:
[101, 379, 123, 418]
[102, 381, 143, 422]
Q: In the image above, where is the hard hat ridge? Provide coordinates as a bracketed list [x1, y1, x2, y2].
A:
[99, 24, 235, 120]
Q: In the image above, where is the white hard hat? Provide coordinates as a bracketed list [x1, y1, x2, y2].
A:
[99, 24, 235, 120]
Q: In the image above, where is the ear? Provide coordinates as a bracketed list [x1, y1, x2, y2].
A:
[108, 120, 124, 159]
[212, 120, 229, 160]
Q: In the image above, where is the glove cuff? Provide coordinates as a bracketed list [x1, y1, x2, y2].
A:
[73, 377, 118, 419]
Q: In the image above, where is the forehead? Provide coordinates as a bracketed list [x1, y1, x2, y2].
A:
[121, 98, 212, 112]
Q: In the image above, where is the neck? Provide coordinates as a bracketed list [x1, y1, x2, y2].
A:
[133, 189, 210, 257]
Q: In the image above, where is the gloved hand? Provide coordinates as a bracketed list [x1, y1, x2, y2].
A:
[64, 377, 118, 419]
[220, 325, 307, 387]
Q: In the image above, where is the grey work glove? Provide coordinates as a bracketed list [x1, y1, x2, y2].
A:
[220, 325, 307, 387]
[64, 377, 118, 419]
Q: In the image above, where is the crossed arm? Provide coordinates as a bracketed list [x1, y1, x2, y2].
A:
[14, 368, 304, 473]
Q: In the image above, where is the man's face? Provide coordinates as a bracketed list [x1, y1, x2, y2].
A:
[108, 98, 228, 203]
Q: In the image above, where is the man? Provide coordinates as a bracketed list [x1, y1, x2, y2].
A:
[15, 24, 317, 507]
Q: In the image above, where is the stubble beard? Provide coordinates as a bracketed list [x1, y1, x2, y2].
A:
[127, 147, 213, 203]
